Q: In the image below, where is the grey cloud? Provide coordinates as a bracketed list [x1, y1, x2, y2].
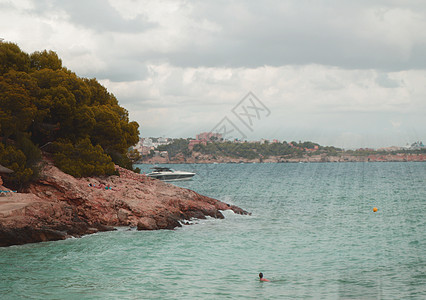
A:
[97, 61, 148, 82]
[375, 73, 401, 88]
[32, 0, 155, 33]
[166, 1, 426, 70]
[22, 0, 426, 74]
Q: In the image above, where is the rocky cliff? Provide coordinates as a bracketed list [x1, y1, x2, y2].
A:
[0, 160, 249, 247]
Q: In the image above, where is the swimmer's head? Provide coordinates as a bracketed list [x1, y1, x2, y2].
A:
[259, 273, 263, 279]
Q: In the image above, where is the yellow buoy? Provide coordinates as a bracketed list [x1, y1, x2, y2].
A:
[373, 207, 378, 212]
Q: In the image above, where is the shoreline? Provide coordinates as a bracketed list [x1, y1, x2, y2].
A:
[0, 159, 250, 247]
[137, 153, 425, 164]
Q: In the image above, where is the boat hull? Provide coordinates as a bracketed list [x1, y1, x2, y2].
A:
[147, 174, 195, 181]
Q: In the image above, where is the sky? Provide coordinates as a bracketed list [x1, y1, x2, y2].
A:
[1, 0, 426, 148]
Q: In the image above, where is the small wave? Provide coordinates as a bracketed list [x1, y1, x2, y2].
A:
[220, 209, 236, 217]
[220, 209, 251, 218]
[114, 226, 137, 231]
[178, 219, 196, 226]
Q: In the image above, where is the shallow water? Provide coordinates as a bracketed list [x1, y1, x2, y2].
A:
[1, 162, 425, 299]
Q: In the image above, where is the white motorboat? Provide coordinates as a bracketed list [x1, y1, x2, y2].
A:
[146, 167, 195, 181]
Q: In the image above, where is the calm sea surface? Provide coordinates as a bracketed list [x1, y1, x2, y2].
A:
[1, 162, 425, 299]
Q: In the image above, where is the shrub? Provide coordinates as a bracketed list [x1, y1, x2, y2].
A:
[0, 143, 35, 189]
[52, 138, 116, 177]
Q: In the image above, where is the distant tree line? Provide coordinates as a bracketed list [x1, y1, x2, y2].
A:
[0, 42, 139, 188]
[155, 137, 426, 161]
[192, 141, 333, 160]
[156, 139, 342, 160]
[157, 138, 191, 157]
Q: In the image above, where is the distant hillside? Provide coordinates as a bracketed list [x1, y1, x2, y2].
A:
[148, 139, 425, 164]
[156, 139, 340, 160]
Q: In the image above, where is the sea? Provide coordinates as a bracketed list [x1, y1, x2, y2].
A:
[1, 162, 425, 299]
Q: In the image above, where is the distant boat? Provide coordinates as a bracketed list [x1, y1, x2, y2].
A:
[147, 167, 195, 181]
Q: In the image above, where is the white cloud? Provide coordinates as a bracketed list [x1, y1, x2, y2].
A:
[1, 0, 425, 147]
[99, 64, 425, 147]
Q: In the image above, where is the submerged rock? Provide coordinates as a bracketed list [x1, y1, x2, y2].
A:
[0, 159, 249, 247]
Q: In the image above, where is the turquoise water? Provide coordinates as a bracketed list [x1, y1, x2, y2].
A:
[1, 162, 425, 299]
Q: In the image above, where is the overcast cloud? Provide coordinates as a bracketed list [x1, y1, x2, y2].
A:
[1, 0, 425, 148]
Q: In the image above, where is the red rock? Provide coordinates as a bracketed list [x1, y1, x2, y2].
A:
[137, 217, 158, 230]
[0, 159, 250, 247]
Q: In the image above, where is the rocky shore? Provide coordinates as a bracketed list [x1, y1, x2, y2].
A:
[141, 152, 425, 164]
[0, 159, 249, 247]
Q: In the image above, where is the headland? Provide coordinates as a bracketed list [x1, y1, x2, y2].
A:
[139, 150, 426, 164]
[0, 158, 249, 247]
[135, 137, 425, 164]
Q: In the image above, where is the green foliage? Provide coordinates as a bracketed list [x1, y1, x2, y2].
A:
[89, 105, 138, 154]
[128, 148, 142, 163]
[0, 71, 38, 139]
[193, 141, 296, 159]
[297, 141, 318, 149]
[30, 50, 62, 71]
[188, 140, 341, 159]
[153, 137, 344, 161]
[16, 134, 42, 168]
[52, 138, 116, 178]
[0, 42, 140, 185]
[0, 141, 40, 188]
[157, 139, 190, 157]
[84, 78, 118, 106]
[106, 149, 135, 171]
[0, 42, 30, 75]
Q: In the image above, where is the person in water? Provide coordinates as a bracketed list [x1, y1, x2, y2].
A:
[259, 273, 270, 282]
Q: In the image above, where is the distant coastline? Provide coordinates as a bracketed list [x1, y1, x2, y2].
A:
[134, 136, 425, 165]
[138, 152, 425, 164]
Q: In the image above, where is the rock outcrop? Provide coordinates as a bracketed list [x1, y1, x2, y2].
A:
[0, 160, 249, 247]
